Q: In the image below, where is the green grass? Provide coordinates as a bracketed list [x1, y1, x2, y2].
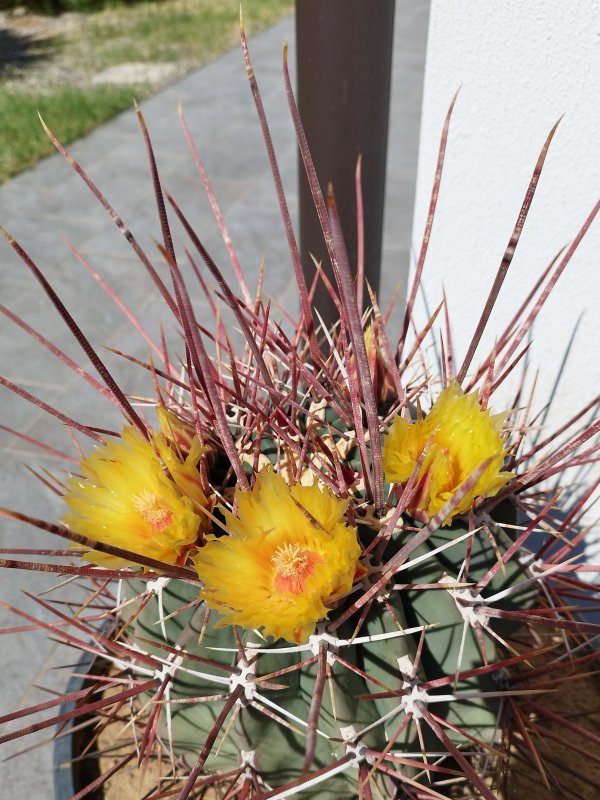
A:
[76, 0, 293, 66]
[0, 0, 293, 182]
[0, 86, 137, 179]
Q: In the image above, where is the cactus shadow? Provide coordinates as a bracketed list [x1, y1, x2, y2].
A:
[0, 29, 55, 75]
[526, 504, 600, 630]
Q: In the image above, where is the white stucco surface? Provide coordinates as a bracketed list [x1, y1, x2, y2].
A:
[412, 1, 599, 555]
[413, 0, 599, 413]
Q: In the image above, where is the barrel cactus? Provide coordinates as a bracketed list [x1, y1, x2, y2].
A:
[1, 30, 599, 800]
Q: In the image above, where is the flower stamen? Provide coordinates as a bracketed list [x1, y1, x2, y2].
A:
[271, 542, 324, 594]
[133, 489, 173, 531]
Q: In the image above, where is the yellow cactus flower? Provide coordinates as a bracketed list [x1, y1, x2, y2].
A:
[64, 426, 211, 568]
[382, 383, 513, 524]
[193, 468, 361, 644]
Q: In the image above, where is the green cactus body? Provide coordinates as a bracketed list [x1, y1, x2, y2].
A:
[127, 504, 532, 798]
[398, 519, 534, 748]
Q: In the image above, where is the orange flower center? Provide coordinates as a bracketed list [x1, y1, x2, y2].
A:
[133, 489, 173, 531]
[271, 542, 324, 594]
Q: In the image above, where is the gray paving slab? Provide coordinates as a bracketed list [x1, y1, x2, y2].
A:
[0, 3, 429, 794]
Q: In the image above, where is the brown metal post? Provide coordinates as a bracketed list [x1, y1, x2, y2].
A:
[296, 0, 395, 329]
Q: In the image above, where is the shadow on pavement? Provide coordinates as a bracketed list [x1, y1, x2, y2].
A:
[0, 27, 55, 73]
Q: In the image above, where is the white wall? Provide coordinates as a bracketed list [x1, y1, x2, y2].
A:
[412, 0, 599, 429]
